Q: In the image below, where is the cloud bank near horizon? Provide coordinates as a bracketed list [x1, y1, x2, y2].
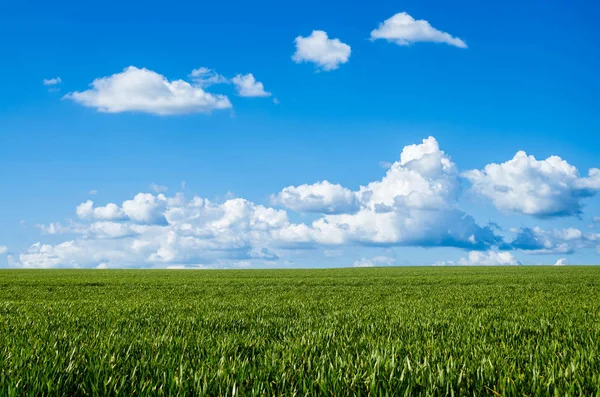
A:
[6, 137, 599, 269]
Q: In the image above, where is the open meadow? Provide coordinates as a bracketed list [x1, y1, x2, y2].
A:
[1, 266, 600, 396]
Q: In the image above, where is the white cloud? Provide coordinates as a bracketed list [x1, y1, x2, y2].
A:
[353, 258, 376, 267]
[89, 189, 98, 195]
[232, 74, 271, 97]
[277, 137, 500, 249]
[460, 251, 520, 266]
[353, 256, 395, 267]
[43, 77, 62, 86]
[510, 226, 600, 254]
[11, 137, 509, 269]
[76, 200, 125, 221]
[292, 30, 351, 71]
[0, 246, 7, 255]
[65, 66, 232, 115]
[464, 151, 600, 218]
[437, 250, 520, 266]
[555, 258, 568, 266]
[190, 67, 228, 87]
[76, 193, 168, 225]
[15, 194, 295, 268]
[370, 12, 467, 48]
[272, 180, 359, 214]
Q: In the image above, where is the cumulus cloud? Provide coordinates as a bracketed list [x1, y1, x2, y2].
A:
[10, 137, 511, 268]
[43, 77, 62, 86]
[65, 66, 232, 115]
[272, 181, 359, 214]
[14, 194, 295, 268]
[555, 258, 568, 266]
[232, 74, 271, 97]
[76, 193, 168, 225]
[292, 30, 351, 71]
[370, 12, 467, 48]
[0, 246, 7, 255]
[353, 256, 395, 267]
[460, 251, 520, 266]
[273, 137, 500, 249]
[509, 226, 599, 254]
[464, 151, 600, 218]
[76, 200, 125, 221]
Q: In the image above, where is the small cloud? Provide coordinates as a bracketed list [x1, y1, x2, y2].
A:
[292, 30, 351, 71]
[89, 189, 98, 195]
[353, 256, 395, 268]
[370, 12, 467, 48]
[96, 263, 109, 269]
[190, 67, 229, 87]
[43, 77, 62, 86]
[232, 73, 271, 97]
[437, 250, 521, 266]
[150, 183, 168, 193]
[181, 180, 187, 190]
[554, 258, 568, 266]
[273, 98, 280, 105]
[272, 180, 359, 214]
[0, 246, 8, 255]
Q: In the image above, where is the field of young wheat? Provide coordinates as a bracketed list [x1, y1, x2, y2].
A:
[1, 266, 599, 396]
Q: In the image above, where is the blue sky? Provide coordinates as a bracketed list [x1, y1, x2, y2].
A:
[1, 0, 600, 268]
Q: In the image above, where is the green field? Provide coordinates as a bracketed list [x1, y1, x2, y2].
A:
[1, 267, 599, 396]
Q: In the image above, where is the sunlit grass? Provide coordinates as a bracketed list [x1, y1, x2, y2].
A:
[1, 266, 599, 395]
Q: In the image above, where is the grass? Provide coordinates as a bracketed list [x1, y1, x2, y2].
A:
[1, 266, 600, 396]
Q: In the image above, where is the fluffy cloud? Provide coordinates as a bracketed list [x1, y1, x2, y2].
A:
[16, 195, 298, 268]
[43, 77, 62, 86]
[370, 12, 467, 48]
[510, 226, 600, 254]
[0, 246, 7, 255]
[460, 251, 520, 266]
[232, 74, 271, 97]
[464, 151, 600, 218]
[555, 258, 568, 266]
[10, 137, 520, 268]
[274, 137, 500, 249]
[352, 256, 395, 267]
[76, 193, 168, 225]
[65, 66, 232, 115]
[272, 181, 359, 214]
[292, 30, 351, 71]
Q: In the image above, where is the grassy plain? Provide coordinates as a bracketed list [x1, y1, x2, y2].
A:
[1, 266, 599, 396]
